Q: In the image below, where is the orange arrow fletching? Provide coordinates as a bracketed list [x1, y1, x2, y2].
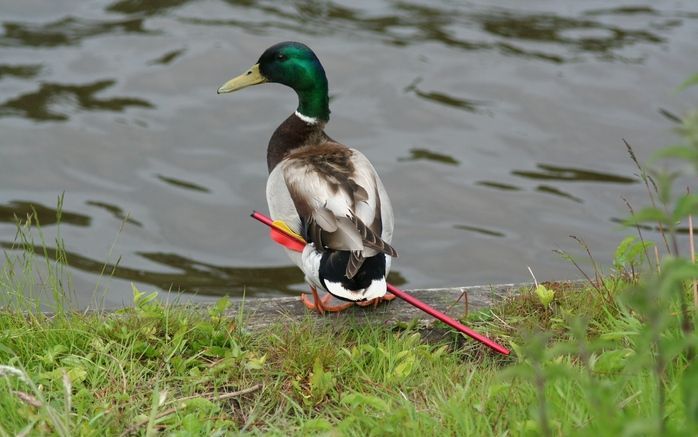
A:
[270, 226, 305, 252]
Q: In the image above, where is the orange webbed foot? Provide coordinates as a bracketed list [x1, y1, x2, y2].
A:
[356, 292, 396, 308]
[300, 287, 353, 315]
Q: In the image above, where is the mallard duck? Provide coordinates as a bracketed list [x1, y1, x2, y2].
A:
[218, 41, 397, 313]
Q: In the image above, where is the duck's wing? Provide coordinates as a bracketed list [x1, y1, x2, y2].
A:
[279, 143, 397, 278]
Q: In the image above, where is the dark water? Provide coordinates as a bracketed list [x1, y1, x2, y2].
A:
[1, 0, 696, 308]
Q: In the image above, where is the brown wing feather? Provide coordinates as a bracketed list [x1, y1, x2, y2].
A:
[348, 214, 398, 258]
[306, 217, 325, 250]
[282, 142, 396, 280]
[346, 251, 364, 279]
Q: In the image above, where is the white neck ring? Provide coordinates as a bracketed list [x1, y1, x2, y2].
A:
[294, 111, 319, 125]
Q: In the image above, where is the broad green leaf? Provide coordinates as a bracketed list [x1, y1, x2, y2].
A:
[341, 392, 390, 412]
[208, 297, 231, 318]
[678, 73, 698, 91]
[245, 354, 266, 370]
[624, 206, 672, 226]
[673, 193, 698, 221]
[131, 283, 143, 303]
[654, 170, 680, 204]
[405, 332, 422, 346]
[682, 360, 698, 427]
[358, 344, 375, 355]
[131, 283, 158, 307]
[487, 383, 510, 399]
[658, 260, 698, 299]
[40, 366, 87, 384]
[432, 344, 449, 358]
[592, 349, 634, 374]
[624, 242, 653, 267]
[515, 419, 538, 434]
[40, 344, 68, 365]
[203, 346, 229, 358]
[179, 414, 204, 434]
[535, 285, 555, 306]
[614, 236, 636, 266]
[393, 353, 416, 380]
[661, 257, 698, 279]
[614, 235, 653, 269]
[652, 144, 698, 162]
[395, 350, 411, 360]
[301, 418, 333, 433]
[181, 397, 218, 413]
[310, 357, 335, 401]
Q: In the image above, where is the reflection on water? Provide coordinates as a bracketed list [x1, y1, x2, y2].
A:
[0, 197, 407, 298]
[0, 201, 90, 227]
[479, 11, 663, 59]
[399, 148, 459, 166]
[585, 7, 657, 17]
[0, 240, 407, 298]
[610, 218, 696, 235]
[454, 224, 505, 238]
[148, 49, 186, 65]
[476, 181, 522, 192]
[86, 201, 142, 227]
[0, 17, 150, 48]
[0, 64, 41, 79]
[107, 0, 191, 16]
[536, 185, 583, 203]
[477, 179, 583, 202]
[174, 1, 674, 63]
[658, 107, 682, 124]
[156, 175, 211, 193]
[0, 240, 303, 296]
[0, 80, 153, 122]
[512, 164, 637, 183]
[405, 79, 486, 113]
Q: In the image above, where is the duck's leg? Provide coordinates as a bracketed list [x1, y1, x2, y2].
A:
[356, 292, 396, 308]
[300, 287, 329, 315]
[301, 286, 353, 314]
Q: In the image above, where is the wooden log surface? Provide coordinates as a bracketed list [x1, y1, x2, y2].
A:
[227, 280, 585, 330]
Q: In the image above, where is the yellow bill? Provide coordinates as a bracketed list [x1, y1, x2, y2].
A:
[217, 64, 267, 94]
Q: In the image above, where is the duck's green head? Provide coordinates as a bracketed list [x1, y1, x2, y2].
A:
[218, 42, 330, 122]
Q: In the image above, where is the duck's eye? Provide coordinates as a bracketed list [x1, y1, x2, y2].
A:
[276, 53, 287, 61]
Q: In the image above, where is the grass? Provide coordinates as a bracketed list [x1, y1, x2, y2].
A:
[0, 271, 695, 435]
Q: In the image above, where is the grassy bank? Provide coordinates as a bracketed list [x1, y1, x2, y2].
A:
[0, 275, 695, 435]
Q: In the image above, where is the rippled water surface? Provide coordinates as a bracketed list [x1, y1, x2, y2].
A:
[1, 0, 697, 307]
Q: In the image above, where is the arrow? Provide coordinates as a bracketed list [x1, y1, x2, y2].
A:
[251, 211, 510, 355]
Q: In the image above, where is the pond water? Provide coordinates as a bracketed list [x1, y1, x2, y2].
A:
[1, 0, 697, 308]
